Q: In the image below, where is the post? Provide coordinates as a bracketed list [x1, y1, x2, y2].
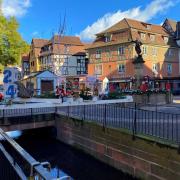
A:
[67, 106, 69, 119]
[103, 104, 107, 131]
[81, 105, 85, 126]
[3, 109, 4, 125]
[133, 102, 137, 140]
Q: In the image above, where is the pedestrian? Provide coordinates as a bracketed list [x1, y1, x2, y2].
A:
[60, 88, 66, 102]
[55, 86, 60, 99]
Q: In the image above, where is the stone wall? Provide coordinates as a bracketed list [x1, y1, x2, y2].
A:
[133, 93, 173, 105]
[55, 115, 180, 180]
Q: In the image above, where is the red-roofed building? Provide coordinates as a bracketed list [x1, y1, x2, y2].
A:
[39, 35, 88, 77]
[86, 18, 180, 94]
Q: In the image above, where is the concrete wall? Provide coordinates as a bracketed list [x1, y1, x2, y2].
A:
[55, 115, 180, 180]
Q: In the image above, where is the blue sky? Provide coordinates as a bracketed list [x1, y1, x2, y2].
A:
[1, 0, 180, 43]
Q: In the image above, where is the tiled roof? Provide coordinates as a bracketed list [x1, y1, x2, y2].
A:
[97, 18, 129, 35]
[40, 36, 86, 56]
[32, 38, 49, 48]
[97, 18, 169, 36]
[125, 18, 169, 35]
[72, 52, 86, 56]
[87, 18, 178, 49]
[83, 43, 92, 50]
[47, 35, 83, 46]
[165, 19, 177, 32]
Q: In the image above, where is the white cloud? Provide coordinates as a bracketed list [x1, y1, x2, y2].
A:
[1, 0, 31, 17]
[32, 31, 39, 37]
[79, 0, 175, 41]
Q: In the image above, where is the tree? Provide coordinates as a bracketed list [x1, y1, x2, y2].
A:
[0, 14, 29, 71]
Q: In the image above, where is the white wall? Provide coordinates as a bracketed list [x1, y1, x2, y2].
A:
[36, 71, 58, 95]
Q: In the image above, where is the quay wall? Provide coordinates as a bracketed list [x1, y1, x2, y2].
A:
[55, 115, 180, 180]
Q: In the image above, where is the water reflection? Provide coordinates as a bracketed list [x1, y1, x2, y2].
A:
[0, 130, 22, 140]
[6, 130, 22, 138]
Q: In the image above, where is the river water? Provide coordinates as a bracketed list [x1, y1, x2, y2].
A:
[1, 128, 137, 180]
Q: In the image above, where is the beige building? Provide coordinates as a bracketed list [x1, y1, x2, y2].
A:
[29, 39, 48, 72]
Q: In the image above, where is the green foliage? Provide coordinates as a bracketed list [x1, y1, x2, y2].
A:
[0, 15, 29, 68]
[34, 92, 56, 99]
[80, 88, 92, 100]
[108, 92, 126, 99]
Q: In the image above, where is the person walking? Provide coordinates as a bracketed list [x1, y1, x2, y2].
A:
[55, 86, 60, 99]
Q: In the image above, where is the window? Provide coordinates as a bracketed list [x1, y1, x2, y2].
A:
[95, 64, 102, 75]
[77, 59, 81, 64]
[167, 64, 172, 74]
[105, 49, 111, 59]
[118, 64, 125, 73]
[146, 24, 151, 30]
[167, 49, 173, 56]
[152, 63, 158, 73]
[140, 33, 146, 40]
[142, 46, 147, 55]
[152, 47, 157, 56]
[105, 35, 111, 42]
[96, 49, 101, 59]
[64, 44, 70, 53]
[118, 46, 125, 55]
[163, 36, 168, 44]
[150, 34, 155, 41]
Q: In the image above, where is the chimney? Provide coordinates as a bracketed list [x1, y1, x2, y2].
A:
[176, 22, 180, 40]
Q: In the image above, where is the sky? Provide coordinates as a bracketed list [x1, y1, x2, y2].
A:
[1, 0, 180, 43]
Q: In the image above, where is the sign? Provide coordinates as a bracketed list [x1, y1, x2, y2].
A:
[3, 67, 20, 98]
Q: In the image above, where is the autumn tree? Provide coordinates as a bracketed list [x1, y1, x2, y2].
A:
[0, 12, 29, 71]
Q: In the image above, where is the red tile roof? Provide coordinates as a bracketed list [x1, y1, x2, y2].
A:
[46, 35, 83, 46]
[87, 18, 178, 49]
[32, 38, 49, 48]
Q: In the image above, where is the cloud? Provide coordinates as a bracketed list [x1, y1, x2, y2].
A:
[32, 31, 39, 37]
[79, 0, 175, 41]
[1, 0, 31, 17]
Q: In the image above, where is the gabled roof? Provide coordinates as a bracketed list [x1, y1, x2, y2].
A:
[125, 18, 168, 35]
[22, 70, 56, 80]
[97, 18, 169, 36]
[47, 35, 83, 46]
[97, 18, 129, 35]
[164, 19, 177, 32]
[32, 38, 49, 48]
[87, 18, 178, 49]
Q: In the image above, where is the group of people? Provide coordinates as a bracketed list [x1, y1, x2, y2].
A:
[55, 86, 66, 102]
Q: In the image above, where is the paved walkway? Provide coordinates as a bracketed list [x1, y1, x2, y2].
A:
[0, 96, 133, 110]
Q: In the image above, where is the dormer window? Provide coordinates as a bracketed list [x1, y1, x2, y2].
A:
[163, 36, 168, 44]
[150, 34, 155, 41]
[105, 34, 112, 42]
[146, 24, 151, 30]
[140, 33, 146, 40]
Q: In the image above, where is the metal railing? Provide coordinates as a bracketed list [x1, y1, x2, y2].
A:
[1, 102, 180, 143]
[0, 128, 55, 180]
[56, 103, 180, 145]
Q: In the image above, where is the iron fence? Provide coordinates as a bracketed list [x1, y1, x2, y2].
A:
[1, 104, 180, 144]
[56, 103, 180, 145]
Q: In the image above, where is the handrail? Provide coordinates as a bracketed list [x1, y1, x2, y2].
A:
[0, 128, 55, 180]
